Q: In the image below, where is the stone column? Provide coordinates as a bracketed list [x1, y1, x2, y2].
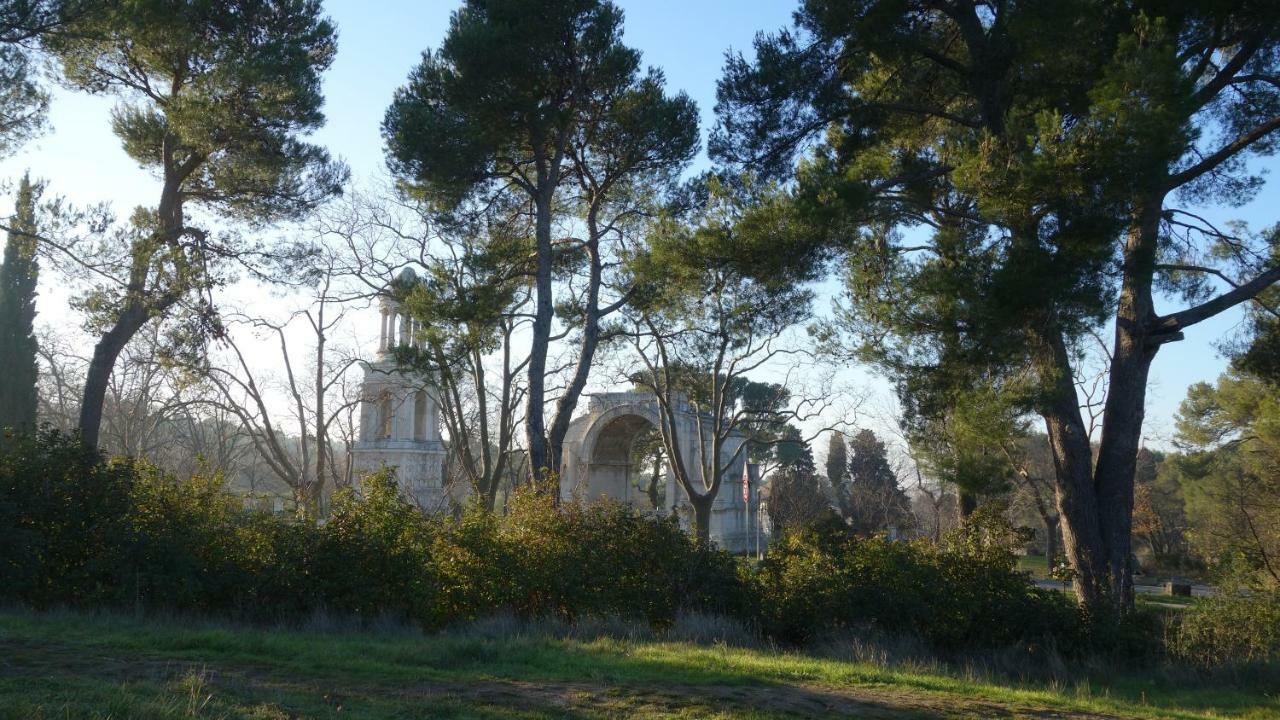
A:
[379, 308, 388, 351]
[399, 312, 410, 348]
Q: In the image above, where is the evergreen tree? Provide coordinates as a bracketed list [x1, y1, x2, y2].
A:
[773, 424, 815, 475]
[844, 429, 912, 535]
[0, 173, 39, 433]
[50, 0, 346, 447]
[825, 432, 848, 487]
[384, 0, 698, 481]
[714, 0, 1280, 615]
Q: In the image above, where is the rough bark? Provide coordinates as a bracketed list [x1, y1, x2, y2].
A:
[1089, 201, 1165, 610]
[78, 304, 149, 448]
[545, 224, 601, 479]
[1045, 515, 1059, 567]
[1032, 324, 1113, 613]
[524, 185, 554, 484]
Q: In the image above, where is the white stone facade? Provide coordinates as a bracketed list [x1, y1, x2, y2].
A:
[559, 391, 764, 553]
[350, 271, 453, 511]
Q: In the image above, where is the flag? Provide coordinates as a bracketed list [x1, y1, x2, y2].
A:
[742, 462, 751, 503]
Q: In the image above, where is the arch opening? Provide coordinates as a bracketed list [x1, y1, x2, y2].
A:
[586, 413, 668, 511]
[377, 391, 394, 439]
[413, 390, 427, 440]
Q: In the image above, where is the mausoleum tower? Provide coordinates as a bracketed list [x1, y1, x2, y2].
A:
[350, 268, 451, 509]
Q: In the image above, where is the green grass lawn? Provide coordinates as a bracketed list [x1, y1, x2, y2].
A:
[1, 608, 1275, 719]
[1017, 554, 1051, 580]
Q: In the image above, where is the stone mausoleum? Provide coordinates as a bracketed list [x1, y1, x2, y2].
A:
[350, 269, 452, 510]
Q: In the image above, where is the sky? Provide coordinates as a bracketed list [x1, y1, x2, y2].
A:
[1, 0, 1275, 452]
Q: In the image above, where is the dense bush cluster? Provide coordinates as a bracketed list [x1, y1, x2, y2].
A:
[6, 429, 1269, 669]
[751, 508, 1081, 651]
[1171, 591, 1280, 668]
[0, 430, 739, 628]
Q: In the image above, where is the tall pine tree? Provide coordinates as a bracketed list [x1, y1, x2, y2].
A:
[0, 173, 39, 433]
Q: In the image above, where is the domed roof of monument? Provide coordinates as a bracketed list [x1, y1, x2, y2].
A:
[396, 267, 417, 284]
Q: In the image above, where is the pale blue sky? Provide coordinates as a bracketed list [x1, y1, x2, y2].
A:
[1, 0, 1274, 446]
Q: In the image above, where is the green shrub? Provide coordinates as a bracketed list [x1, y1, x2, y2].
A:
[0, 428, 135, 607]
[313, 470, 437, 622]
[1171, 592, 1280, 668]
[751, 510, 1079, 651]
[494, 491, 743, 627]
[126, 464, 256, 613]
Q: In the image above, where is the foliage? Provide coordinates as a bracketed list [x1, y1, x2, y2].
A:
[623, 178, 815, 541]
[769, 423, 815, 475]
[715, 0, 1280, 616]
[0, 0, 84, 155]
[841, 428, 912, 534]
[395, 217, 532, 509]
[0, 433, 741, 629]
[1171, 592, 1280, 669]
[824, 431, 847, 486]
[383, 0, 699, 479]
[0, 173, 39, 434]
[1132, 449, 1193, 573]
[0, 428, 134, 607]
[47, 0, 346, 446]
[0, 431, 1149, 659]
[494, 490, 744, 626]
[314, 469, 437, 621]
[1174, 370, 1280, 588]
[751, 508, 1077, 651]
[766, 466, 830, 536]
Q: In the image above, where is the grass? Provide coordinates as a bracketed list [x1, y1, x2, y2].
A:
[1017, 553, 1051, 580]
[1, 608, 1276, 719]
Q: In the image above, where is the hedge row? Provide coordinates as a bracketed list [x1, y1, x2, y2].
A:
[9, 428, 1242, 662]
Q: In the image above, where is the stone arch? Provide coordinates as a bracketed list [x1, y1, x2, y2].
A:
[581, 412, 660, 505]
[558, 391, 759, 552]
[561, 395, 672, 509]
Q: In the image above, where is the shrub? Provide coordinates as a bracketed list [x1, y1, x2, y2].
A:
[125, 464, 259, 613]
[0, 434, 744, 631]
[0, 428, 135, 607]
[1, 431, 1191, 663]
[1171, 592, 1280, 668]
[751, 510, 1079, 651]
[313, 470, 437, 622]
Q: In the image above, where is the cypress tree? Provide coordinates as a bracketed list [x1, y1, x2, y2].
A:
[0, 173, 39, 433]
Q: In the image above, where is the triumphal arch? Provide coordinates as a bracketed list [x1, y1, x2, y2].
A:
[559, 391, 760, 552]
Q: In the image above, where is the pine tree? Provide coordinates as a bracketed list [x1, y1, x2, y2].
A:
[0, 173, 39, 433]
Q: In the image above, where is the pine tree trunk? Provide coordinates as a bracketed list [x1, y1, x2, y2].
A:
[1045, 514, 1058, 568]
[1089, 202, 1164, 612]
[1034, 325, 1113, 614]
[78, 305, 150, 448]
[524, 166, 556, 487]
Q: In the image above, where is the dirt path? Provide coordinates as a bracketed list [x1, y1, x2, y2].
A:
[390, 678, 1126, 719]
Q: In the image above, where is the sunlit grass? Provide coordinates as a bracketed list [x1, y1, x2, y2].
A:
[1, 608, 1275, 719]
